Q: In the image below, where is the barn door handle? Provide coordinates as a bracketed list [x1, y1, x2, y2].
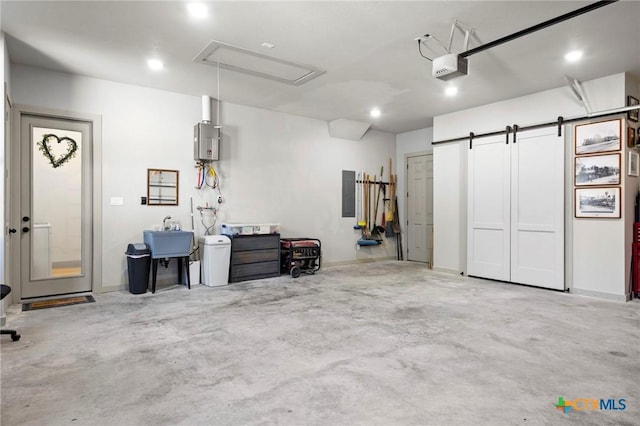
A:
[22, 227, 30, 233]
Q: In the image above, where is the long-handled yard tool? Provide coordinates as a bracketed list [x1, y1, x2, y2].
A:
[370, 167, 384, 241]
[358, 173, 378, 246]
[385, 174, 395, 237]
[354, 171, 361, 229]
[393, 194, 403, 260]
[357, 170, 366, 229]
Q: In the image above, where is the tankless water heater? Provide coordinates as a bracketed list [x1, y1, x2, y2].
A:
[194, 122, 220, 161]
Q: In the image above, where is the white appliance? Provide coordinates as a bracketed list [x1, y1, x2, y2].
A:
[32, 223, 52, 279]
[199, 235, 231, 287]
[432, 53, 468, 80]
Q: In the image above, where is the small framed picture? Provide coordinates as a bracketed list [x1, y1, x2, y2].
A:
[628, 96, 639, 123]
[575, 153, 620, 186]
[627, 126, 636, 148]
[628, 151, 639, 177]
[575, 119, 621, 155]
[575, 187, 621, 219]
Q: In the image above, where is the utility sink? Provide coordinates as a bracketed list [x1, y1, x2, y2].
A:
[143, 230, 193, 259]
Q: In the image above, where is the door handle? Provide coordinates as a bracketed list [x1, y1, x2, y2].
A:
[22, 216, 30, 222]
[22, 227, 30, 233]
[9, 228, 17, 234]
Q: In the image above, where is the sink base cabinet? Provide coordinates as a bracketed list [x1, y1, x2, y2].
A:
[230, 234, 280, 283]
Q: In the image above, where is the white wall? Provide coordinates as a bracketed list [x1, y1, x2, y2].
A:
[10, 64, 396, 291]
[395, 127, 432, 260]
[0, 31, 9, 283]
[433, 73, 632, 299]
[1, 33, 6, 318]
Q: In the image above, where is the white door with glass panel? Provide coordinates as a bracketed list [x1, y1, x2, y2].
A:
[467, 127, 564, 290]
[20, 114, 92, 298]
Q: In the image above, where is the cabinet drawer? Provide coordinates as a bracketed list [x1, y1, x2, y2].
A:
[232, 248, 279, 265]
[232, 234, 280, 251]
[231, 261, 280, 279]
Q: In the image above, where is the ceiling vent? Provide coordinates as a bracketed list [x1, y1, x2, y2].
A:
[194, 40, 325, 86]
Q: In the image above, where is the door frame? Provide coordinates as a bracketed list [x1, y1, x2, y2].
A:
[3, 85, 12, 290]
[9, 104, 103, 303]
[404, 151, 433, 265]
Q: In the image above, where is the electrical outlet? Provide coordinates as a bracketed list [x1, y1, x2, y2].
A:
[141, 196, 147, 205]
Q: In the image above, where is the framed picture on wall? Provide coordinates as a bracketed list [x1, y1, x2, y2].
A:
[575, 187, 621, 218]
[628, 95, 639, 122]
[628, 151, 639, 177]
[574, 153, 620, 186]
[627, 126, 636, 148]
[575, 119, 621, 155]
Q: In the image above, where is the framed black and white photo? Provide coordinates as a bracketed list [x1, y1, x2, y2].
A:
[574, 153, 620, 186]
[628, 151, 639, 177]
[627, 95, 639, 123]
[575, 187, 621, 219]
[575, 119, 621, 155]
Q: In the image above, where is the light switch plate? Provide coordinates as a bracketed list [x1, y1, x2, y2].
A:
[110, 197, 124, 206]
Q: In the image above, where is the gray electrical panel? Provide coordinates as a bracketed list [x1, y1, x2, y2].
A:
[194, 122, 221, 161]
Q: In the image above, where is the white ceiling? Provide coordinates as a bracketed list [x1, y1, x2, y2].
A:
[1, 1, 639, 134]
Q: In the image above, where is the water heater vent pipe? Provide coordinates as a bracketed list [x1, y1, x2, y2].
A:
[201, 95, 212, 123]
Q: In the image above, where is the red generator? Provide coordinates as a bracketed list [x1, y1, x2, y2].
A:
[280, 238, 321, 278]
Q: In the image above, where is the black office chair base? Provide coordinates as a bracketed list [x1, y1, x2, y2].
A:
[1, 329, 20, 341]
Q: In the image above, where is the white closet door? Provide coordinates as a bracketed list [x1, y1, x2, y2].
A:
[510, 127, 565, 290]
[467, 135, 511, 281]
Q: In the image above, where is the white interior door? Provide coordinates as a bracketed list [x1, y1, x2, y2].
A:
[467, 135, 511, 281]
[407, 154, 432, 263]
[20, 114, 93, 299]
[510, 127, 564, 290]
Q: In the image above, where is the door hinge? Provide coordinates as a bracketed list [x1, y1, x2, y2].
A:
[407, 192, 409, 198]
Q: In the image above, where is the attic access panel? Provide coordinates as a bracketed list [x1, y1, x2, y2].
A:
[194, 40, 325, 86]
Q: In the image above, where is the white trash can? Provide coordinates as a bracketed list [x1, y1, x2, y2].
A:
[199, 235, 231, 287]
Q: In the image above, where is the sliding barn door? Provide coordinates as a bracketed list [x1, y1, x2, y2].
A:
[510, 127, 564, 290]
[467, 135, 511, 281]
[467, 128, 565, 290]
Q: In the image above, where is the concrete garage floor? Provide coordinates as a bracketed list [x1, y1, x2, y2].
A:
[1, 261, 638, 425]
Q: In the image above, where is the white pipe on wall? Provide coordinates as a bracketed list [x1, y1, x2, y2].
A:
[201, 95, 212, 123]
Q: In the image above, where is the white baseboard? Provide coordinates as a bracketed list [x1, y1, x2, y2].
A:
[571, 288, 630, 302]
[432, 267, 463, 275]
[100, 284, 126, 294]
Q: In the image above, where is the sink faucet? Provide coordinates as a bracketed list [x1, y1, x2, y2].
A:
[162, 216, 172, 231]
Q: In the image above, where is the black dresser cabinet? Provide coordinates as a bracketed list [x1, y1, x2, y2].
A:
[229, 234, 280, 283]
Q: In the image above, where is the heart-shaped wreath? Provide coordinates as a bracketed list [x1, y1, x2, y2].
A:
[37, 134, 78, 168]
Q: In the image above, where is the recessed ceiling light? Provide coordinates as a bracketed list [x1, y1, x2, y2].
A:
[261, 42, 275, 49]
[445, 86, 458, 97]
[370, 108, 381, 118]
[147, 58, 164, 71]
[187, 3, 208, 19]
[565, 50, 583, 62]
